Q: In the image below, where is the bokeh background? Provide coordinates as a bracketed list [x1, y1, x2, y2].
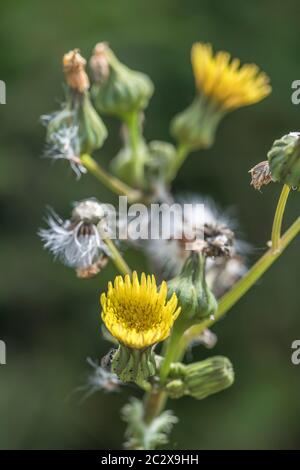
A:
[1, 0, 300, 450]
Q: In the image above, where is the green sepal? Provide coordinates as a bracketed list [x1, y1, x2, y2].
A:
[170, 95, 224, 152]
[111, 344, 156, 390]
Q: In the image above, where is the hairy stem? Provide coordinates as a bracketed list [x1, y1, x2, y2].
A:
[271, 184, 290, 253]
[80, 153, 142, 202]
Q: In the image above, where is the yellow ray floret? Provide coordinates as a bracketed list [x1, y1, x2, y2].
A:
[191, 42, 271, 111]
[100, 271, 181, 349]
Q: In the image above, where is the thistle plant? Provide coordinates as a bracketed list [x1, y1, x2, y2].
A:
[39, 41, 300, 450]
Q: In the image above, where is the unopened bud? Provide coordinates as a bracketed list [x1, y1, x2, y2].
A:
[184, 356, 234, 400]
[91, 43, 153, 118]
[268, 132, 300, 188]
[168, 253, 217, 332]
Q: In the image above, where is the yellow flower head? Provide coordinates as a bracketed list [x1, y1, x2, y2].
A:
[100, 271, 181, 349]
[191, 43, 271, 111]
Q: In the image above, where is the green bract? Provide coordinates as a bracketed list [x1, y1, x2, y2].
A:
[168, 253, 217, 332]
[165, 356, 234, 400]
[111, 344, 156, 390]
[91, 45, 153, 119]
[170, 96, 224, 151]
[268, 132, 300, 188]
[77, 93, 108, 154]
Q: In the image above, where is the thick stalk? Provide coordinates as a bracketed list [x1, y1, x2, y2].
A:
[80, 153, 142, 202]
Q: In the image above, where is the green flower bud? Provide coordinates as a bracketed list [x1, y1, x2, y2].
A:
[91, 43, 154, 119]
[184, 356, 234, 400]
[268, 132, 300, 188]
[170, 96, 224, 152]
[146, 140, 177, 182]
[110, 136, 149, 188]
[168, 253, 217, 332]
[111, 344, 156, 390]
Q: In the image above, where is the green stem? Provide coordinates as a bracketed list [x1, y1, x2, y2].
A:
[179, 216, 300, 354]
[102, 236, 132, 276]
[167, 144, 189, 182]
[143, 216, 300, 425]
[271, 184, 290, 253]
[159, 329, 183, 383]
[125, 112, 144, 186]
[80, 153, 142, 203]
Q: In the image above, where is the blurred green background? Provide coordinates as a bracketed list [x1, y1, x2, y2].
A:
[1, 0, 300, 450]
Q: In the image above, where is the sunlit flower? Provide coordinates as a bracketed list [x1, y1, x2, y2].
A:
[100, 272, 181, 349]
[39, 199, 113, 276]
[191, 42, 271, 111]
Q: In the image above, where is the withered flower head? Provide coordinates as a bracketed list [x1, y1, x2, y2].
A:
[89, 42, 110, 83]
[202, 223, 234, 258]
[249, 160, 273, 191]
[39, 199, 113, 277]
[63, 49, 90, 93]
[76, 254, 109, 279]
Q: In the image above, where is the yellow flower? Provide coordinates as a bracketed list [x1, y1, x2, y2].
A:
[100, 271, 181, 349]
[191, 43, 271, 111]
